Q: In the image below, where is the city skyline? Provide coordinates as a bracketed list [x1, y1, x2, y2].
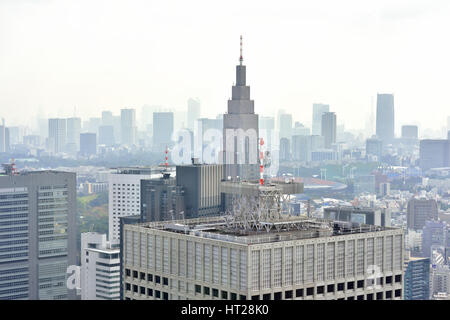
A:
[1, 1, 450, 136]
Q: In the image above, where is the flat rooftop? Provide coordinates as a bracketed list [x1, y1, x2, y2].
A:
[134, 215, 399, 245]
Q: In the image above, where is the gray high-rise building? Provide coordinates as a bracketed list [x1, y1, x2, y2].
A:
[121, 109, 137, 146]
[187, 98, 201, 132]
[259, 116, 275, 151]
[279, 113, 293, 140]
[176, 163, 224, 218]
[0, 120, 10, 153]
[376, 94, 395, 144]
[48, 118, 67, 154]
[312, 103, 329, 136]
[321, 112, 337, 149]
[419, 139, 450, 170]
[101, 111, 114, 126]
[98, 125, 115, 146]
[401, 125, 418, 140]
[153, 112, 174, 153]
[280, 137, 291, 161]
[223, 36, 259, 181]
[80, 133, 97, 157]
[366, 137, 383, 160]
[66, 117, 81, 153]
[407, 198, 439, 231]
[0, 170, 77, 300]
[323, 206, 391, 227]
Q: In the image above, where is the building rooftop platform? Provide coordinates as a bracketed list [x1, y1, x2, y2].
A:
[135, 215, 399, 245]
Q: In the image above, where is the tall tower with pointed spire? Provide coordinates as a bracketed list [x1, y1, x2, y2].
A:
[223, 36, 259, 181]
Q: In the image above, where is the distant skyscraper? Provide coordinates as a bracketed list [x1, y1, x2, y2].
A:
[187, 98, 201, 132]
[312, 103, 329, 136]
[101, 111, 114, 126]
[366, 137, 383, 160]
[153, 112, 174, 152]
[259, 116, 275, 151]
[120, 109, 137, 146]
[66, 117, 81, 153]
[48, 118, 67, 154]
[279, 137, 290, 161]
[422, 220, 447, 258]
[376, 94, 395, 143]
[0, 170, 77, 300]
[279, 113, 293, 140]
[407, 198, 439, 231]
[196, 118, 222, 163]
[419, 139, 450, 170]
[401, 125, 418, 140]
[80, 133, 97, 157]
[98, 125, 115, 146]
[321, 112, 337, 149]
[0, 119, 10, 153]
[292, 122, 310, 136]
[223, 36, 259, 181]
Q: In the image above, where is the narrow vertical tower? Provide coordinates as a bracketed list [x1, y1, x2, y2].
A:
[223, 36, 259, 181]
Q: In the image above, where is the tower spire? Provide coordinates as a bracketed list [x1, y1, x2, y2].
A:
[239, 35, 243, 65]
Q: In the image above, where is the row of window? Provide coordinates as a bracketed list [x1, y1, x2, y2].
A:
[251, 289, 402, 300]
[125, 283, 169, 300]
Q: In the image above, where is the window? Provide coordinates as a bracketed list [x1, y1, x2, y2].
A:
[262, 293, 271, 300]
[274, 292, 282, 300]
[155, 275, 161, 284]
[285, 290, 293, 299]
[126, 269, 131, 277]
[195, 285, 201, 294]
[133, 285, 138, 293]
[212, 289, 219, 297]
[239, 295, 246, 300]
[163, 292, 169, 300]
[376, 292, 383, 300]
[251, 295, 259, 300]
[327, 284, 335, 293]
[163, 277, 168, 286]
[357, 295, 364, 300]
[140, 286, 145, 295]
[133, 270, 138, 278]
[357, 280, 364, 288]
[367, 293, 373, 300]
[147, 274, 153, 282]
[317, 286, 324, 294]
[347, 296, 354, 300]
[140, 272, 145, 280]
[221, 291, 228, 299]
[347, 281, 355, 290]
[395, 289, 401, 297]
[230, 293, 237, 300]
[296, 289, 303, 297]
[306, 287, 314, 296]
[155, 290, 161, 299]
[126, 283, 131, 291]
[337, 283, 344, 291]
[395, 275, 402, 283]
[203, 287, 210, 295]
[147, 288, 153, 296]
[386, 291, 392, 299]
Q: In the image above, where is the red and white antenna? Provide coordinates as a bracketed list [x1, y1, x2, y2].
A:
[239, 35, 243, 65]
[260, 138, 264, 185]
[11, 158, 17, 175]
[165, 146, 168, 167]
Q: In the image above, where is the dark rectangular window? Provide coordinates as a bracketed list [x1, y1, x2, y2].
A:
[378, 277, 384, 285]
[195, 285, 201, 294]
[163, 292, 169, 300]
[126, 283, 131, 291]
[386, 291, 392, 299]
[239, 295, 246, 300]
[126, 269, 131, 277]
[139, 272, 145, 280]
[140, 286, 145, 294]
[203, 287, 210, 295]
[251, 295, 260, 300]
[376, 292, 383, 300]
[212, 289, 219, 297]
[133, 270, 138, 278]
[357, 280, 364, 288]
[317, 286, 324, 294]
[386, 276, 392, 284]
[147, 274, 153, 282]
[307, 287, 314, 296]
[147, 288, 153, 296]
[163, 277, 169, 286]
[347, 296, 355, 300]
[285, 290, 293, 299]
[395, 275, 402, 283]
[337, 283, 344, 291]
[263, 293, 271, 300]
[155, 290, 161, 299]
[221, 291, 228, 299]
[347, 281, 355, 290]
[367, 293, 374, 300]
[327, 284, 335, 293]
[357, 295, 364, 300]
[155, 276, 161, 284]
[231, 293, 237, 300]
[133, 285, 138, 293]
[296, 289, 303, 297]
[274, 292, 282, 300]
[395, 289, 401, 297]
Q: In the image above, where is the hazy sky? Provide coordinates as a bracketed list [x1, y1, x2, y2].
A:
[1, 0, 449, 135]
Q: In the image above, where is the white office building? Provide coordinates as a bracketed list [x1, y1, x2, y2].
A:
[81, 233, 120, 300]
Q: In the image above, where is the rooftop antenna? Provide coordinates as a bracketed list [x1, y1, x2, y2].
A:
[239, 35, 243, 65]
[260, 138, 264, 185]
